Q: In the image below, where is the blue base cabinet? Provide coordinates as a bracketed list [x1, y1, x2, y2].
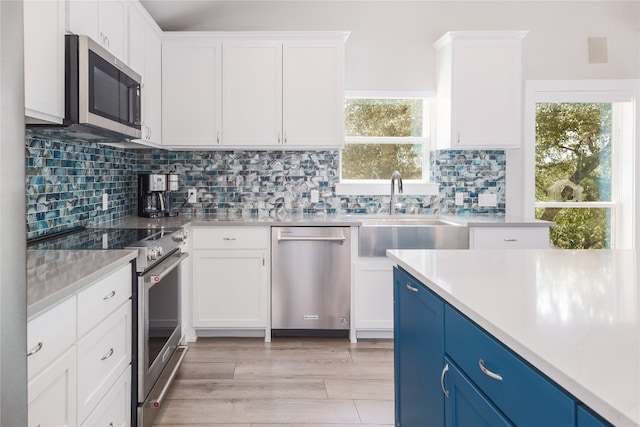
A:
[443, 357, 512, 427]
[394, 266, 444, 427]
[393, 266, 611, 427]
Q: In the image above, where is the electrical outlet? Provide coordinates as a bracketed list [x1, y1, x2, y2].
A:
[310, 189, 319, 203]
[455, 192, 464, 206]
[187, 188, 197, 204]
[478, 193, 498, 207]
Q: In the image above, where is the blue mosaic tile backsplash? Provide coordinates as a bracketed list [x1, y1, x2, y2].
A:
[25, 131, 506, 239]
[26, 131, 137, 239]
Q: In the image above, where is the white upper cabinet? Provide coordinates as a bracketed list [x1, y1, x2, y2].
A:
[162, 32, 348, 149]
[24, 0, 66, 124]
[434, 31, 527, 149]
[128, 2, 163, 146]
[282, 39, 346, 148]
[162, 35, 223, 147]
[67, 0, 127, 61]
[222, 41, 283, 147]
[223, 36, 347, 148]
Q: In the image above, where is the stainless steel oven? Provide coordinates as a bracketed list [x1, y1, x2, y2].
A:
[137, 247, 188, 427]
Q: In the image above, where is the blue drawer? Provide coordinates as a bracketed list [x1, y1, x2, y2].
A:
[444, 305, 575, 427]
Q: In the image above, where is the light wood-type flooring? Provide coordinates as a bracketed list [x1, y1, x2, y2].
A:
[152, 337, 395, 427]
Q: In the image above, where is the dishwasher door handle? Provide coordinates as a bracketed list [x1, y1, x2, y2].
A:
[277, 235, 346, 243]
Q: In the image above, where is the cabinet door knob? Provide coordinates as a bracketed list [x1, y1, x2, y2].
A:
[101, 348, 114, 361]
[27, 342, 43, 357]
[479, 359, 503, 381]
[440, 363, 450, 397]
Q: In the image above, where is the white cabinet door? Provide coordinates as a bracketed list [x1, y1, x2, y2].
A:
[67, 0, 99, 41]
[162, 36, 222, 147]
[27, 297, 76, 379]
[76, 301, 131, 423]
[28, 347, 77, 427]
[469, 227, 550, 249]
[67, 0, 127, 61]
[434, 31, 526, 149]
[129, 4, 162, 145]
[353, 259, 394, 331]
[222, 41, 283, 147]
[24, 0, 66, 124]
[193, 249, 269, 328]
[97, 0, 127, 60]
[81, 366, 131, 427]
[283, 39, 345, 148]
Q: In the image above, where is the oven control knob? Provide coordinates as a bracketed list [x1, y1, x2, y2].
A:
[147, 246, 162, 260]
[173, 230, 188, 243]
[157, 246, 164, 257]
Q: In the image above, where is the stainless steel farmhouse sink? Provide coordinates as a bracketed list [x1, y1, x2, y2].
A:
[358, 216, 469, 256]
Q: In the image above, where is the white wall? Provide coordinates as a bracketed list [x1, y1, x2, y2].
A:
[145, 0, 640, 89]
[0, 0, 27, 425]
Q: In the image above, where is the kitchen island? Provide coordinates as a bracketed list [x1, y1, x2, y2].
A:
[387, 248, 639, 426]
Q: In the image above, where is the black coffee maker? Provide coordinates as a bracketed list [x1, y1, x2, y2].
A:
[138, 174, 168, 218]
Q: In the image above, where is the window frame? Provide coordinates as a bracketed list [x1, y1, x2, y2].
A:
[335, 90, 439, 196]
[523, 80, 638, 249]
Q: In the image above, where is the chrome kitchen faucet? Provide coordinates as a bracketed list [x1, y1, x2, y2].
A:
[390, 171, 403, 215]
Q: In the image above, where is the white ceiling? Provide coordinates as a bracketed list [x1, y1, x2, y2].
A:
[139, 0, 629, 31]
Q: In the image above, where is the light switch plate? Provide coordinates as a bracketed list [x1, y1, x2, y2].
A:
[310, 189, 319, 203]
[102, 193, 108, 210]
[478, 193, 497, 207]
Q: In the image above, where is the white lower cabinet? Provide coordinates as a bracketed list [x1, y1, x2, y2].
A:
[77, 301, 132, 422]
[27, 262, 133, 427]
[28, 347, 77, 427]
[81, 366, 131, 427]
[192, 227, 270, 338]
[469, 226, 551, 249]
[353, 258, 394, 335]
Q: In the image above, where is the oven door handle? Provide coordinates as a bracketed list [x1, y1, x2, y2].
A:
[143, 252, 189, 286]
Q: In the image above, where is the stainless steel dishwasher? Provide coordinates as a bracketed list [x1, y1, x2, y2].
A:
[271, 227, 351, 335]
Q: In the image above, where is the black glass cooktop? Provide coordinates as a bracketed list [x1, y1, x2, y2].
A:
[27, 227, 179, 251]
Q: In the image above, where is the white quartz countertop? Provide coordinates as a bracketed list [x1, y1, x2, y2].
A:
[27, 249, 137, 320]
[386, 249, 639, 426]
[100, 213, 552, 228]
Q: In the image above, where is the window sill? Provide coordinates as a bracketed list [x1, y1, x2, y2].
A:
[335, 181, 440, 196]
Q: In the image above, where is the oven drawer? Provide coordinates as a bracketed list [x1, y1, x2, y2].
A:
[27, 296, 76, 379]
[77, 264, 132, 338]
[77, 301, 131, 423]
[193, 226, 269, 249]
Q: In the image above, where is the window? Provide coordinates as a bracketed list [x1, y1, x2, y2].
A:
[336, 92, 436, 196]
[527, 81, 637, 249]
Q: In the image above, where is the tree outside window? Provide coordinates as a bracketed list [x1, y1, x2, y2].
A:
[342, 97, 427, 181]
[535, 102, 613, 249]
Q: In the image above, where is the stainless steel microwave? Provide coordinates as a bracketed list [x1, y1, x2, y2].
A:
[65, 34, 142, 140]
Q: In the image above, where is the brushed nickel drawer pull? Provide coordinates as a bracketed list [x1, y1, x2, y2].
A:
[440, 363, 450, 397]
[223, 237, 236, 241]
[103, 290, 116, 300]
[503, 238, 518, 242]
[27, 342, 43, 357]
[101, 348, 114, 361]
[406, 283, 418, 292]
[479, 359, 503, 381]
